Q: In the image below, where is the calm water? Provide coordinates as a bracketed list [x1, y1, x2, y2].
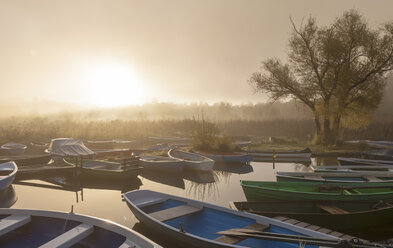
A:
[3, 159, 393, 247]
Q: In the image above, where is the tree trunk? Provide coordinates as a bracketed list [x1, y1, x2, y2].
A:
[313, 114, 322, 144]
[332, 114, 341, 145]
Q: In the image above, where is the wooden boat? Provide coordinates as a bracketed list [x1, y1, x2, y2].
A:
[312, 165, 393, 173]
[1, 143, 27, 156]
[196, 151, 252, 164]
[362, 149, 393, 161]
[243, 147, 311, 159]
[123, 190, 349, 248]
[0, 208, 161, 248]
[65, 158, 141, 179]
[230, 200, 393, 231]
[0, 161, 17, 191]
[276, 171, 393, 183]
[139, 156, 184, 172]
[168, 149, 214, 171]
[241, 181, 393, 202]
[0, 154, 51, 166]
[338, 157, 393, 166]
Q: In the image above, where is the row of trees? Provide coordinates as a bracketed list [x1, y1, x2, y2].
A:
[250, 10, 393, 145]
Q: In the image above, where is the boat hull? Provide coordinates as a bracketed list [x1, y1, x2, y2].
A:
[241, 181, 393, 202]
[124, 190, 341, 248]
[168, 149, 214, 171]
[232, 201, 393, 231]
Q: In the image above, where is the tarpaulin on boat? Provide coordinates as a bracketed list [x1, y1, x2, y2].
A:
[47, 138, 95, 157]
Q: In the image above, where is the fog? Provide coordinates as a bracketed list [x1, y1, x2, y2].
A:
[1, 0, 393, 107]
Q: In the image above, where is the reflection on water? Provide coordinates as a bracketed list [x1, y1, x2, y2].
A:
[6, 160, 393, 246]
[140, 169, 185, 189]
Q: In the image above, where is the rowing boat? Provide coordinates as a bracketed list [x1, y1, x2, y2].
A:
[168, 149, 214, 171]
[338, 157, 393, 166]
[230, 200, 393, 231]
[139, 156, 184, 172]
[0, 161, 17, 191]
[311, 165, 393, 173]
[276, 171, 393, 183]
[362, 149, 393, 161]
[0, 208, 161, 248]
[65, 158, 141, 179]
[196, 151, 252, 164]
[241, 181, 393, 202]
[123, 190, 347, 248]
[243, 148, 311, 159]
[0, 154, 52, 166]
[1, 143, 27, 156]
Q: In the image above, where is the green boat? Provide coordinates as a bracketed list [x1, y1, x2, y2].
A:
[231, 200, 393, 231]
[64, 158, 141, 179]
[241, 180, 393, 202]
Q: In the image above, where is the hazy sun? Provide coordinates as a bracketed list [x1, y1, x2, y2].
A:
[83, 61, 146, 107]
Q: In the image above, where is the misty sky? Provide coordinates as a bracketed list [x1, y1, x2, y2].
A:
[1, 0, 393, 107]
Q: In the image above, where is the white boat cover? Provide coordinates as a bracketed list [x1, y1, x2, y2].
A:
[47, 138, 95, 157]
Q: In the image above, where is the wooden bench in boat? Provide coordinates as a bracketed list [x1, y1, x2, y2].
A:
[0, 215, 31, 237]
[134, 197, 166, 208]
[39, 223, 93, 248]
[149, 204, 203, 222]
[316, 204, 349, 214]
[214, 222, 269, 244]
[363, 176, 383, 182]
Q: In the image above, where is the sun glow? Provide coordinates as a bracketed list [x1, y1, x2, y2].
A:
[83, 61, 147, 107]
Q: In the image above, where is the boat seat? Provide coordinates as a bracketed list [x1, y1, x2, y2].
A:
[0, 215, 31, 237]
[363, 176, 383, 182]
[214, 222, 269, 244]
[39, 223, 93, 248]
[135, 197, 166, 208]
[316, 204, 349, 214]
[149, 204, 203, 222]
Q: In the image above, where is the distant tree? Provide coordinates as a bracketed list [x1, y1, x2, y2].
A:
[249, 10, 393, 145]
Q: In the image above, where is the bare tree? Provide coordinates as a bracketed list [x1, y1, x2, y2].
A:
[250, 10, 393, 145]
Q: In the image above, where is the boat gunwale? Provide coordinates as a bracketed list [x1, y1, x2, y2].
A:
[240, 180, 393, 197]
[0, 208, 161, 248]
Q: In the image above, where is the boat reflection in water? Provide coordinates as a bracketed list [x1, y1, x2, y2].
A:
[0, 186, 17, 208]
[183, 170, 219, 201]
[139, 169, 185, 189]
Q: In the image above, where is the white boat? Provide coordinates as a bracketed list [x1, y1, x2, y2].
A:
[1, 143, 27, 156]
[123, 190, 345, 248]
[0, 161, 17, 191]
[244, 147, 311, 159]
[46, 138, 95, 160]
[0, 208, 161, 248]
[168, 149, 214, 171]
[139, 156, 184, 172]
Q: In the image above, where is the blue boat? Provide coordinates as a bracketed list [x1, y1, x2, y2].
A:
[123, 190, 349, 248]
[0, 208, 161, 248]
